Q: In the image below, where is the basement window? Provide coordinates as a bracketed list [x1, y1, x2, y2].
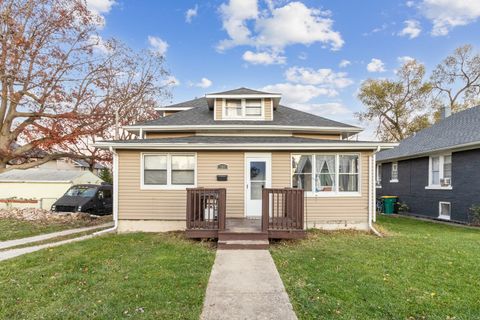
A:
[438, 202, 451, 220]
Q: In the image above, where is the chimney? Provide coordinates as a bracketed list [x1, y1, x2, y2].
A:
[441, 105, 451, 119]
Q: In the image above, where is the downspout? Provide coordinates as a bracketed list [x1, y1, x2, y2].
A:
[368, 147, 383, 237]
[94, 146, 119, 235]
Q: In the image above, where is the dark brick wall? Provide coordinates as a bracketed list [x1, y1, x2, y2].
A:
[377, 148, 480, 223]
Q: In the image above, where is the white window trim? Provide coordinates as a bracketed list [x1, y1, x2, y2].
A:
[290, 153, 362, 197]
[222, 98, 265, 120]
[140, 152, 197, 190]
[426, 154, 452, 190]
[438, 201, 451, 220]
[390, 162, 398, 183]
[376, 163, 382, 188]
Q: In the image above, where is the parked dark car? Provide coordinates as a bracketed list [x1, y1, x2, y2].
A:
[51, 184, 113, 215]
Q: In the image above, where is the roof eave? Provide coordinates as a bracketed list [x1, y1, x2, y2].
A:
[94, 141, 397, 151]
[124, 124, 363, 134]
[377, 140, 480, 163]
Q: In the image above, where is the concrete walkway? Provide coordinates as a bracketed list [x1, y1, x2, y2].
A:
[0, 222, 113, 250]
[201, 250, 297, 320]
[0, 223, 114, 262]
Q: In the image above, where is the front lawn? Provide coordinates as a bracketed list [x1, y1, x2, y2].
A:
[272, 215, 480, 319]
[0, 232, 215, 319]
[0, 216, 112, 241]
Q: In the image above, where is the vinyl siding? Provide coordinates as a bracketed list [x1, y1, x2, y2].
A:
[292, 133, 342, 140]
[118, 149, 371, 224]
[272, 151, 370, 224]
[264, 98, 273, 120]
[145, 132, 194, 139]
[215, 98, 222, 120]
[117, 150, 245, 220]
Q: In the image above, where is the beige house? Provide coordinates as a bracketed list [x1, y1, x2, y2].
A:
[96, 88, 393, 242]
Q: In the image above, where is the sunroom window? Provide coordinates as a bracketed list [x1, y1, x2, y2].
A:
[339, 155, 359, 192]
[315, 155, 335, 192]
[292, 155, 312, 191]
[292, 154, 360, 195]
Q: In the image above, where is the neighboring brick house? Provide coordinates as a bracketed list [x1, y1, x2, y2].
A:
[376, 106, 480, 224]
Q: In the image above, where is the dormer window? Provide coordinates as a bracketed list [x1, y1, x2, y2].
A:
[245, 99, 262, 117]
[225, 99, 242, 117]
[222, 99, 263, 119]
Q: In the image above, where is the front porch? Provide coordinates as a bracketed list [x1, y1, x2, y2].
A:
[185, 187, 307, 243]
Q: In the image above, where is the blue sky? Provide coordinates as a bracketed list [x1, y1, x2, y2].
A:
[91, 0, 480, 137]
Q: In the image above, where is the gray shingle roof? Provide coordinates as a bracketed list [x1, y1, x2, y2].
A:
[207, 87, 278, 95]
[0, 169, 92, 182]
[107, 136, 378, 144]
[137, 102, 359, 129]
[377, 106, 480, 161]
[158, 97, 208, 109]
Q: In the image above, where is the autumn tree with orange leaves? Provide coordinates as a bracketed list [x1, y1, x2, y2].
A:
[0, 0, 170, 172]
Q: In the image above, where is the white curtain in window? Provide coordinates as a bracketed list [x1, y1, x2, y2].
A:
[315, 155, 335, 191]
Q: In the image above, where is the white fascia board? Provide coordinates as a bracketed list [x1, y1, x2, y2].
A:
[205, 94, 282, 99]
[94, 142, 397, 151]
[124, 124, 363, 133]
[376, 141, 480, 163]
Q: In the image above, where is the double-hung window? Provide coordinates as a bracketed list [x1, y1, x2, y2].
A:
[245, 99, 262, 117]
[390, 162, 398, 182]
[376, 164, 382, 187]
[292, 154, 360, 195]
[223, 99, 263, 119]
[428, 154, 452, 189]
[142, 153, 196, 188]
[224, 99, 242, 118]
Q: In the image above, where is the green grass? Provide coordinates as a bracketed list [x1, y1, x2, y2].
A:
[271, 215, 480, 320]
[0, 217, 112, 241]
[0, 232, 215, 319]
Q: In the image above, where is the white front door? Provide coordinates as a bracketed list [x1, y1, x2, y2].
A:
[245, 154, 271, 218]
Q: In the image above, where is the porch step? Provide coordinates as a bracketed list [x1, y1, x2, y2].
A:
[217, 240, 269, 250]
[218, 231, 268, 241]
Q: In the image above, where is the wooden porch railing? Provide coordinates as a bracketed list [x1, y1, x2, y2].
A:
[186, 188, 226, 233]
[261, 188, 304, 235]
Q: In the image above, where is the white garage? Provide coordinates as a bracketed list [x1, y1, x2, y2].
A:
[0, 169, 103, 210]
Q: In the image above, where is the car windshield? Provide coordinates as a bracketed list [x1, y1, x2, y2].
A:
[65, 186, 97, 198]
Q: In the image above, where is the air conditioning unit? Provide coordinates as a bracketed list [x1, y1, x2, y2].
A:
[441, 178, 451, 186]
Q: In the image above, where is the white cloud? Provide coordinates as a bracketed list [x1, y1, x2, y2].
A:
[406, 1, 415, 8]
[242, 50, 286, 65]
[185, 4, 198, 23]
[191, 78, 213, 88]
[367, 58, 386, 72]
[148, 36, 168, 56]
[261, 83, 337, 104]
[290, 102, 352, 118]
[86, 0, 116, 14]
[420, 0, 480, 36]
[397, 56, 415, 64]
[339, 59, 351, 68]
[217, 0, 343, 59]
[398, 19, 422, 39]
[285, 67, 353, 88]
[88, 35, 111, 54]
[218, 0, 258, 49]
[161, 75, 180, 87]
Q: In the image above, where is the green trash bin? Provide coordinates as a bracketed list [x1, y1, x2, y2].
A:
[382, 196, 398, 214]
